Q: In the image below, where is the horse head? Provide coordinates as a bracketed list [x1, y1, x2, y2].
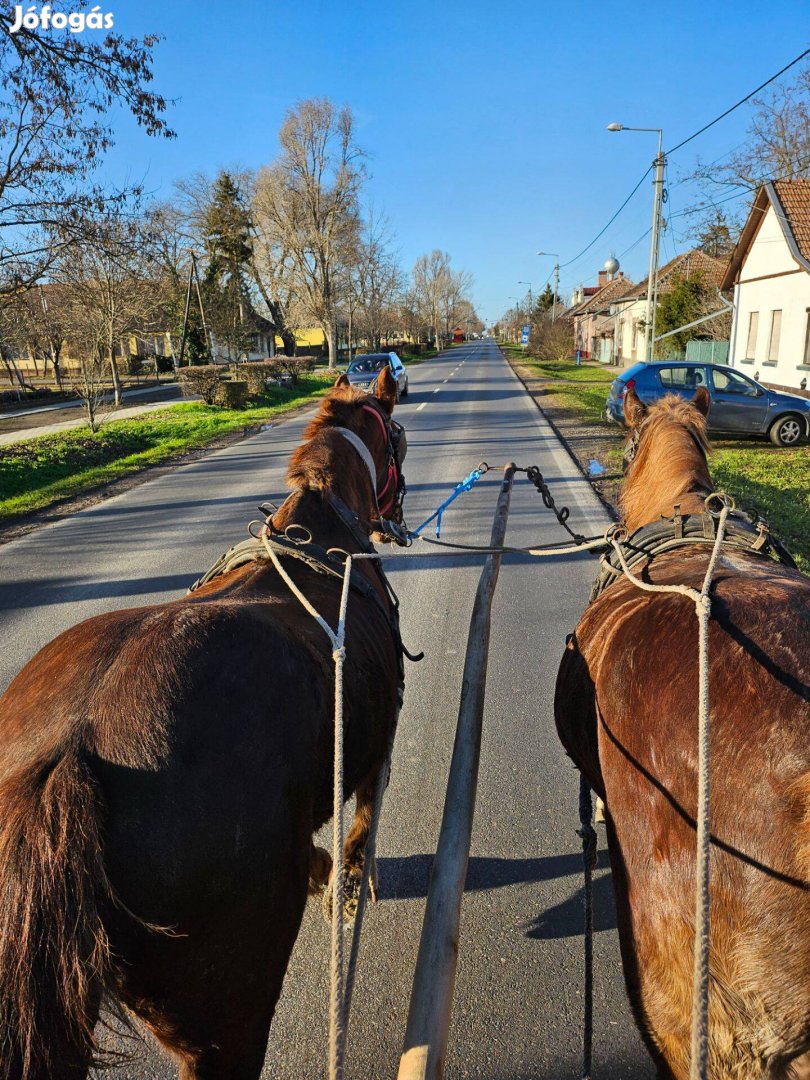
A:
[620, 386, 713, 531]
[286, 365, 408, 540]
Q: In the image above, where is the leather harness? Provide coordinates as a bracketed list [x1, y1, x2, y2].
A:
[188, 490, 422, 693]
[590, 505, 797, 604]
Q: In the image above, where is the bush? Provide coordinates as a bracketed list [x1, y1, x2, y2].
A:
[275, 355, 315, 384]
[214, 380, 248, 409]
[178, 365, 224, 405]
[156, 355, 175, 373]
[238, 361, 280, 397]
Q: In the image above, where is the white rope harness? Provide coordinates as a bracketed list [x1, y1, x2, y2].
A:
[259, 531, 391, 1080]
[608, 502, 730, 1080]
[334, 427, 382, 518]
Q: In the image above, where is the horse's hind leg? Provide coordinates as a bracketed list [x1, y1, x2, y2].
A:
[341, 764, 385, 917]
[117, 880, 308, 1080]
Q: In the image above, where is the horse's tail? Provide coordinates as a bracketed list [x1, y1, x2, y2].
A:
[0, 748, 115, 1078]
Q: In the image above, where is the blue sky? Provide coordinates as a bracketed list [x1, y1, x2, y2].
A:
[106, 0, 809, 321]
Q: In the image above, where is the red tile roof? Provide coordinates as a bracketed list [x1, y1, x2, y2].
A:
[620, 250, 726, 301]
[568, 274, 636, 316]
[721, 179, 810, 289]
[771, 179, 810, 262]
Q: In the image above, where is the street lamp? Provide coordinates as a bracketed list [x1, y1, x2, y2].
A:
[536, 252, 560, 323]
[607, 123, 665, 361]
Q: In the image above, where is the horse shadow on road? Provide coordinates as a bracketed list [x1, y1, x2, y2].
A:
[376, 849, 618, 937]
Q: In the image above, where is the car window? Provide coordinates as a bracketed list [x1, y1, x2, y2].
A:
[347, 356, 387, 374]
[658, 366, 706, 390]
[711, 368, 759, 396]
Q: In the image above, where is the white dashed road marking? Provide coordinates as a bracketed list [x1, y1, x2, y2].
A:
[416, 402, 427, 412]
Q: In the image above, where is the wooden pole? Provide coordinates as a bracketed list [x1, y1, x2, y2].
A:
[397, 464, 517, 1080]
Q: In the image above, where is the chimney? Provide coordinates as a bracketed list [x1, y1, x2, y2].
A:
[598, 270, 608, 287]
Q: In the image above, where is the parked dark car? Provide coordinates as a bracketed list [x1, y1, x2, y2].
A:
[605, 361, 810, 446]
[345, 352, 408, 400]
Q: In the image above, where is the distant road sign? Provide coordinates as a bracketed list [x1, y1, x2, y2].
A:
[521, 323, 530, 345]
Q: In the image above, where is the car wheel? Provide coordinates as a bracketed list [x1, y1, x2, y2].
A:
[769, 414, 804, 447]
[401, 380, 408, 399]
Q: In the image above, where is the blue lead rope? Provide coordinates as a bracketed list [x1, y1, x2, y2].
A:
[408, 464, 487, 539]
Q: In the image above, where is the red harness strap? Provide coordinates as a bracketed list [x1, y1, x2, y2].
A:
[362, 404, 398, 516]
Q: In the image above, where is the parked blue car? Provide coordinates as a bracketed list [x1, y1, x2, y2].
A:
[605, 361, 810, 446]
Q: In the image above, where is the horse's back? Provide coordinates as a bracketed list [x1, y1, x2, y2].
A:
[556, 552, 810, 1078]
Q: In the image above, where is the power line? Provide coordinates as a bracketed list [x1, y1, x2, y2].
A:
[559, 166, 652, 270]
[666, 46, 810, 156]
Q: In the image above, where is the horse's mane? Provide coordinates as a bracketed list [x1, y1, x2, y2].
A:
[287, 384, 370, 493]
[620, 393, 713, 530]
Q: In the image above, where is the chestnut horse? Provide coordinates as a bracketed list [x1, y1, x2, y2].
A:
[0, 368, 407, 1079]
[555, 387, 810, 1079]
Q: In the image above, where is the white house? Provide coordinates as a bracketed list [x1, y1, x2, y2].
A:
[722, 179, 810, 392]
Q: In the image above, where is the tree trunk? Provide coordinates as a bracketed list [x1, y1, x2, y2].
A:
[49, 344, 63, 390]
[107, 345, 123, 406]
[347, 309, 353, 364]
[325, 320, 338, 371]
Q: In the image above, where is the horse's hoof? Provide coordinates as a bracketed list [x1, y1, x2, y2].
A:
[321, 868, 362, 926]
[308, 846, 332, 896]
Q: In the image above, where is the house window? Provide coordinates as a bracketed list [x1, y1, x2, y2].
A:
[745, 311, 759, 358]
[767, 310, 782, 362]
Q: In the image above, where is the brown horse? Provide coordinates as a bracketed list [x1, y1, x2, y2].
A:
[555, 387, 810, 1079]
[0, 368, 407, 1079]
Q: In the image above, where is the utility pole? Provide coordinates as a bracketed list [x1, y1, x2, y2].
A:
[536, 252, 560, 322]
[647, 134, 666, 361]
[607, 123, 665, 361]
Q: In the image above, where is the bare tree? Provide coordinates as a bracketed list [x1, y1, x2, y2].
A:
[352, 211, 403, 350]
[70, 351, 115, 433]
[55, 214, 161, 405]
[411, 250, 452, 351]
[411, 251, 474, 351]
[252, 98, 365, 369]
[0, 285, 72, 388]
[685, 65, 810, 232]
[0, 4, 174, 295]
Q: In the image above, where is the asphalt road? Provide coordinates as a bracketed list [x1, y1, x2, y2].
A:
[0, 340, 653, 1079]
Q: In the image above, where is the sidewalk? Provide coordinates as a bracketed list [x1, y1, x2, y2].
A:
[0, 396, 190, 447]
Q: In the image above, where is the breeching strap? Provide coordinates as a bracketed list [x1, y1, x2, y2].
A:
[607, 502, 730, 1080]
[259, 532, 391, 1080]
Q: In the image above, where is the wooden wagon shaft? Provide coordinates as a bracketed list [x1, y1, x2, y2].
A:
[397, 463, 517, 1080]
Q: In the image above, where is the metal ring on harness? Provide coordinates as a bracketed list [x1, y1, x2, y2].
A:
[704, 491, 735, 516]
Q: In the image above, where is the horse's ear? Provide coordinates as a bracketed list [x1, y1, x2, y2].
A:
[624, 387, 647, 427]
[374, 365, 397, 414]
[334, 373, 349, 388]
[692, 386, 711, 416]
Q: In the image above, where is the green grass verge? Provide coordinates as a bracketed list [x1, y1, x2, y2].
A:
[502, 342, 810, 569]
[712, 442, 810, 571]
[519, 356, 616, 427]
[0, 377, 332, 523]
